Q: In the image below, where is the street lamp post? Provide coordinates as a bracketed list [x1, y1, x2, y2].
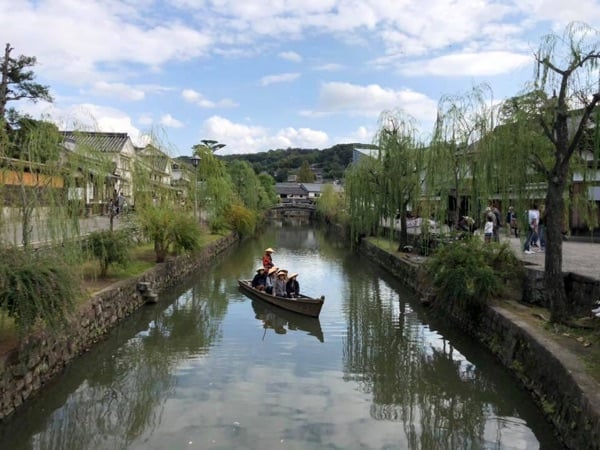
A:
[191, 156, 200, 221]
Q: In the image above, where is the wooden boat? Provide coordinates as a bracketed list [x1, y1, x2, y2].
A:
[238, 280, 324, 318]
[250, 299, 324, 342]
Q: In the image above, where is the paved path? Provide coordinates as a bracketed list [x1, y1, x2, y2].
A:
[501, 232, 599, 281]
[2, 215, 127, 248]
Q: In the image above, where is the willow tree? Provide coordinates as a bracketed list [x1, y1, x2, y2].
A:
[426, 85, 495, 228]
[512, 22, 600, 322]
[192, 143, 235, 231]
[376, 110, 424, 248]
[346, 110, 423, 248]
[345, 151, 384, 245]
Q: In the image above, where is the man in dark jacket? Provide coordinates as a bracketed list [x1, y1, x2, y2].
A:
[286, 273, 300, 298]
[251, 267, 267, 291]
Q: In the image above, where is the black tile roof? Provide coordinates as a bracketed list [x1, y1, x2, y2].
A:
[61, 131, 130, 153]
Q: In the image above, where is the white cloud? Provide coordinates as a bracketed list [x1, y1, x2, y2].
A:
[181, 89, 238, 108]
[200, 115, 329, 154]
[90, 81, 145, 101]
[138, 114, 154, 126]
[314, 63, 345, 71]
[48, 103, 146, 145]
[160, 114, 184, 128]
[279, 51, 302, 62]
[260, 73, 301, 86]
[398, 51, 533, 77]
[315, 82, 438, 122]
[336, 126, 376, 145]
[0, 1, 212, 85]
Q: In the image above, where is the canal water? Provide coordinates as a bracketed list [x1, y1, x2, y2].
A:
[0, 222, 563, 449]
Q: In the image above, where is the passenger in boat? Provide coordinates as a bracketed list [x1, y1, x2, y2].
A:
[286, 273, 300, 298]
[262, 247, 275, 270]
[274, 269, 288, 297]
[251, 266, 267, 291]
[265, 266, 279, 294]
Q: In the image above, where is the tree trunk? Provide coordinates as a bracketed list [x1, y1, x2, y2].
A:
[398, 209, 408, 249]
[545, 176, 568, 322]
[0, 43, 11, 119]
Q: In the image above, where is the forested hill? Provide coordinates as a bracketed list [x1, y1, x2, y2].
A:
[220, 143, 375, 182]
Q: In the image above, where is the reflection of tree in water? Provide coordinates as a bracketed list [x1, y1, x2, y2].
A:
[343, 274, 517, 450]
[29, 281, 227, 450]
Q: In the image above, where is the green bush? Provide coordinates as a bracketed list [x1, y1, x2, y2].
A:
[224, 203, 257, 237]
[425, 239, 523, 317]
[137, 206, 202, 262]
[87, 230, 131, 277]
[0, 248, 78, 336]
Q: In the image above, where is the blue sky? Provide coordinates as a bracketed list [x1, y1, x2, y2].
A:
[2, 1, 600, 157]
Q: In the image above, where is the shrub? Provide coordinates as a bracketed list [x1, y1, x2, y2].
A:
[0, 247, 78, 336]
[86, 230, 131, 277]
[224, 203, 257, 237]
[425, 239, 523, 317]
[137, 206, 202, 262]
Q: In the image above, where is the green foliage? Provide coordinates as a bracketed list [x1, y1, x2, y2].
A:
[425, 239, 523, 317]
[257, 172, 278, 208]
[7, 117, 62, 162]
[221, 143, 360, 180]
[345, 155, 385, 244]
[316, 183, 346, 224]
[86, 230, 131, 277]
[136, 205, 202, 263]
[0, 247, 77, 337]
[224, 202, 257, 236]
[0, 43, 53, 119]
[297, 160, 315, 182]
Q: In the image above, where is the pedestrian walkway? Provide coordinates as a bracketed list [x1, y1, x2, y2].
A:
[2, 215, 127, 248]
[502, 233, 599, 281]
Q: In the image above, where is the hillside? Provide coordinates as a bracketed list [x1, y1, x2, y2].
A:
[220, 143, 375, 182]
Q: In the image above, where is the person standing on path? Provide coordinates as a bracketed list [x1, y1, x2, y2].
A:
[523, 203, 540, 254]
[506, 206, 519, 237]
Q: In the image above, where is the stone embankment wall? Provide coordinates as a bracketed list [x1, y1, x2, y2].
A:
[359, 239, 600, 450]
[0, 233, 238, 420]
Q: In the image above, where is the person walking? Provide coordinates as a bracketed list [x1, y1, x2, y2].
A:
[523, 203, 540, 254]
[506, 206, 519, 237]
[484, 215, 494, 243]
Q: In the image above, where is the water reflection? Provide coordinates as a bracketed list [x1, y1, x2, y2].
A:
[0, 223, 563, 450]
[250, 299, 324, 342]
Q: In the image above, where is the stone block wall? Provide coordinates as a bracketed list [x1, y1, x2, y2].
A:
[522, 267, 600, 315]
[477, 306, 600, 450]
[358, 238, 600, 450]
[0, 233, 238, 420]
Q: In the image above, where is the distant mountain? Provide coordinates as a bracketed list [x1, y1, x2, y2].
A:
[220, 143, 376, 182]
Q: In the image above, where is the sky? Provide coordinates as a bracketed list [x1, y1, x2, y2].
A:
[2, 1, 600, 157]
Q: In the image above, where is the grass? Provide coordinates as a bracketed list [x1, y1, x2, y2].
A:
[0, 232, 225, 357]
[368, 236, 399, 253]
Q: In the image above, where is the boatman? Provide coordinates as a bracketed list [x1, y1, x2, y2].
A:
[262, 247, 275, 270]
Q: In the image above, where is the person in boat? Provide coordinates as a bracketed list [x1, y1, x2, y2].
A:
[286, 272, 300, 298]
[251, 266, 267, 291]
[262, 247, 275, 270]
[274, 269, 288, 297]
[265, 266, 279, 295]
